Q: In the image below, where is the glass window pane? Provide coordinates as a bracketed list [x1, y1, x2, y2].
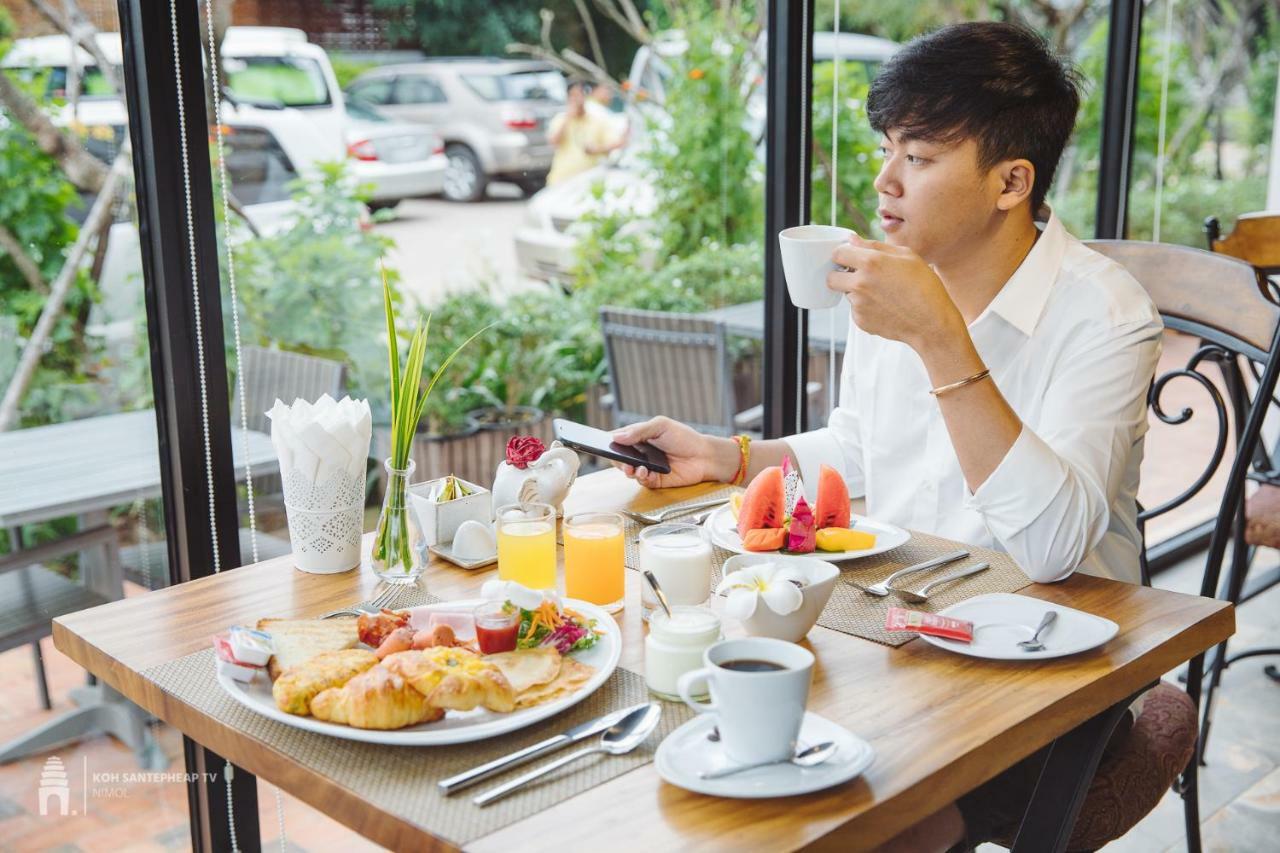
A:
[0, 1, 180, 842]
[224, 56, 331, 107]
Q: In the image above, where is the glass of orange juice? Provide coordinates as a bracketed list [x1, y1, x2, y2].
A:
[496, 502, 557, 590]
[563, 512, 625, 613]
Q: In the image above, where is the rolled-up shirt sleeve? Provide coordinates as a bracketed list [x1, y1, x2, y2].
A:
[784, 335, 867, 497]
[964, 316, 1162, 583]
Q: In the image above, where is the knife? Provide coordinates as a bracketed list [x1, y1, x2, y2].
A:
[437, 703, 650, 795]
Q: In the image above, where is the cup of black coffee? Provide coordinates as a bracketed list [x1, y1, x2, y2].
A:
[676, 637, 814, 764]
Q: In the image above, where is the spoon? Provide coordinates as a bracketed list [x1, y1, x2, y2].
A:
[698, 741, 838, 780]
[473, 703, 662, 806]
[644, 570, 674, 619]
[1018, 611, 1058, 652]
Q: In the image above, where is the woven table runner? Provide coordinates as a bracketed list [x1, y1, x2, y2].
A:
[146, 588, 692, 845]
[625, 525, 1030, 648]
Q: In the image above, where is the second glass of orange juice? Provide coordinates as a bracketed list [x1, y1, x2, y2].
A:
[564, 512, 625, 613]
[496, 502, 557, 590]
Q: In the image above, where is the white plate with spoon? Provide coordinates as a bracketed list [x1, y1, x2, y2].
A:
[919, 593, 1118, 661]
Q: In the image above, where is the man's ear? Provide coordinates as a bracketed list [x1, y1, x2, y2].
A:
[994, 159, 1035, 211]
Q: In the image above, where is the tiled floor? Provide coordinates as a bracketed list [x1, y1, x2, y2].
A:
[1, 330, 1277, 851]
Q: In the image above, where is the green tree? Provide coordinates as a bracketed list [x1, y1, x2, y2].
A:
[809, 59, 881, 232]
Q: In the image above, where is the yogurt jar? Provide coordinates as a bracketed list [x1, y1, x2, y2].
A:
[645, 605, 722, 700]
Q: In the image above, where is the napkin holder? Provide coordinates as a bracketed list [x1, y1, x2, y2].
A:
[408, 478, 492, 547]
[281, 468, 366, 574]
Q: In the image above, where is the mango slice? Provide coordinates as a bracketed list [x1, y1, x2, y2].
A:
[815, 527, 877, 552]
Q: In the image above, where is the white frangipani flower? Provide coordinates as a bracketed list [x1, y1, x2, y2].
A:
[715, 562, 807, 619]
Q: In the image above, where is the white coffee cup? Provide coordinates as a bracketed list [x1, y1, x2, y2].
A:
[676, 637, 815, 764]
[778, 224, 854, 309]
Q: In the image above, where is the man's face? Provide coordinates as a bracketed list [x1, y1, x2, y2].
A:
[567, 86, 585, 111]
[873, 131, 1004, 265]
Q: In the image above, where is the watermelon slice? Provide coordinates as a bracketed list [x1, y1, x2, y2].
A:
[737, 466, 786, 539]
[813, 464, 852, 530]
[786, 496, 816, 553]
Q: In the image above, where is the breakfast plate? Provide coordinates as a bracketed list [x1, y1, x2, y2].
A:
[919, 593, 1119, 661]
[703, 504, 910, 561]
[655, 711, 875, 798]
[217, 598, 621, 745]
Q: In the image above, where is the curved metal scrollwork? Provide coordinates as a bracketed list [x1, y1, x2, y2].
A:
[1140, 344, 1232, 522]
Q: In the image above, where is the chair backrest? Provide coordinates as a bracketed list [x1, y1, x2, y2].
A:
[1206, 211, 1280, 275]
[599, 307, 737, 436]
[1085, 240, 1280, 601]
[232, 346, 346, 434]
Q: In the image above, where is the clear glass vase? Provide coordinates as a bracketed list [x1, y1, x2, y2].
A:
[370, 458, 426, 584]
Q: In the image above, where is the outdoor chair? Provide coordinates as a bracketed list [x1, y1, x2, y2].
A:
[599, 306, 819, 438]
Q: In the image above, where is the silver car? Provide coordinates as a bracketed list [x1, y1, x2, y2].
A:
[344, 99, 447, 210]
[346, 59, 565, 202]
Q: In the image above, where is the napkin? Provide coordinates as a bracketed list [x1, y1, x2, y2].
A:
[267, 394, 372, 507]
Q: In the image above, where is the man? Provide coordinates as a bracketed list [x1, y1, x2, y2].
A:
[612, 21, 1162, 850]
[546, 81, 624, 186]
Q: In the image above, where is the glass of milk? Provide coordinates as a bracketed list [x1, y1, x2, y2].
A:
[638, 522, 714, 621]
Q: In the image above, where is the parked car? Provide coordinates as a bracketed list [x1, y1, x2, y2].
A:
[220, 26, 347, 151]
[514, 31, 899, 283]
[344, 99, 447, 209]
[345, 58, 565, 202]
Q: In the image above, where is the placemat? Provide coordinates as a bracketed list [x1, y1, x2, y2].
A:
[147, 594, 691, 845]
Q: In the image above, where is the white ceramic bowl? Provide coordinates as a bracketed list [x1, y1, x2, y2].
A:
[720, 553, 839, 643]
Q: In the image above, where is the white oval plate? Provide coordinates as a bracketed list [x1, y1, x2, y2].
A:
[704, 504, 909, 561]
[919, 593, 1119, 660]
[216, 598, 621, 745]
[655, 711, 874, 798]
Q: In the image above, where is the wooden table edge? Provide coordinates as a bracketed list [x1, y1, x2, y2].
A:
[51, 619, 458, 853]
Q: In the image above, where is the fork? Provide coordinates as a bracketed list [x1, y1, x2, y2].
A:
[848, 550, 969, 597]
[319, 585, 401, 620]
[619, 497, 730, 526]
[893, 562, 990, 603]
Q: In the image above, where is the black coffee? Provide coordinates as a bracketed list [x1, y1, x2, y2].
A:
[720, 658, 786, 673]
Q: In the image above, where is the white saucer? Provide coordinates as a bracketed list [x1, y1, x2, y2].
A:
[655, 711, 874, 798]
[920, 592, 1119, 660]
[428, 540, 497, 570]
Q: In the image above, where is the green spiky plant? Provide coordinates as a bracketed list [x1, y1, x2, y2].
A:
[372, 269, 488, 573]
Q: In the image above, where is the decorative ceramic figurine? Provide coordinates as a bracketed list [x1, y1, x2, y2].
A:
[491, 436, 580, 516]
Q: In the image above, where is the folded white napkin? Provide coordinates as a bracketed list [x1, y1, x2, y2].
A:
[266, 394, 372, 490]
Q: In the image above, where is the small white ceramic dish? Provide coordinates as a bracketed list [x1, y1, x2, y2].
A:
[921, 593, 1119, 661]
[428, 540, 498, 570]
[720, 553, 839, 642]
[655, 710, 874, 798]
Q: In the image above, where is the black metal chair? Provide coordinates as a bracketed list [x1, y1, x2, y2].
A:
[1071, 240, 1280, 852]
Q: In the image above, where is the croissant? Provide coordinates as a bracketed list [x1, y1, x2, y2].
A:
[309, 664, 444, 730]
[272, 649, 379, 716]
[382, 647, 517, 713]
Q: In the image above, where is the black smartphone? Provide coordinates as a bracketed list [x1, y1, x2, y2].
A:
[553, 418, 672, 474]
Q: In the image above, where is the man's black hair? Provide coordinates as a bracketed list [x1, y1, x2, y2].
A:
[867, 21, 1083, 211]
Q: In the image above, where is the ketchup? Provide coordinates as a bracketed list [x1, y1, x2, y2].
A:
[476, 620, 519, 654]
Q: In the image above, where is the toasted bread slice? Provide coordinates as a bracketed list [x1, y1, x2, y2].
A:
[256, 618, 359, 680]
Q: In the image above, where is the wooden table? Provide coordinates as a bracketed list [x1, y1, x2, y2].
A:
[52, 470, 1233, 852]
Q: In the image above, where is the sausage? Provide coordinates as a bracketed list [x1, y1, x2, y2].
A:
[374, 626, 415, 659]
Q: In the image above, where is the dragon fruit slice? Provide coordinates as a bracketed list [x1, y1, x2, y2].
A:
[781, 455, 803, 517]
[786, 495, 816, 554]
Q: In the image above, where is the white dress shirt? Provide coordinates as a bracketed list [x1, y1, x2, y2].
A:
[785, 211, 1163, 585]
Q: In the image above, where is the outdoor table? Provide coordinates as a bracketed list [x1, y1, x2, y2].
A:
[52, 469, 1232, 851]
[0, 409, 277, 767]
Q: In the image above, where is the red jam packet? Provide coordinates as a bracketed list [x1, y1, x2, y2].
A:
[885, 607, 974, 643]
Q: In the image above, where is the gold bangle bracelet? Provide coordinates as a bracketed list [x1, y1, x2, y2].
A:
[929, 368, 991, 397]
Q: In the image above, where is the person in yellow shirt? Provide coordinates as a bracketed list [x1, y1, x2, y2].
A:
[546, 81, 624, 186]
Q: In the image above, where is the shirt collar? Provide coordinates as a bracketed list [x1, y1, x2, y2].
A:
[980, 208, 1068, 337]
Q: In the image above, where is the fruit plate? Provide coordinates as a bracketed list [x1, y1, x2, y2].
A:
[216, 598, 621, 746]
[704, 504, 910, 561]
